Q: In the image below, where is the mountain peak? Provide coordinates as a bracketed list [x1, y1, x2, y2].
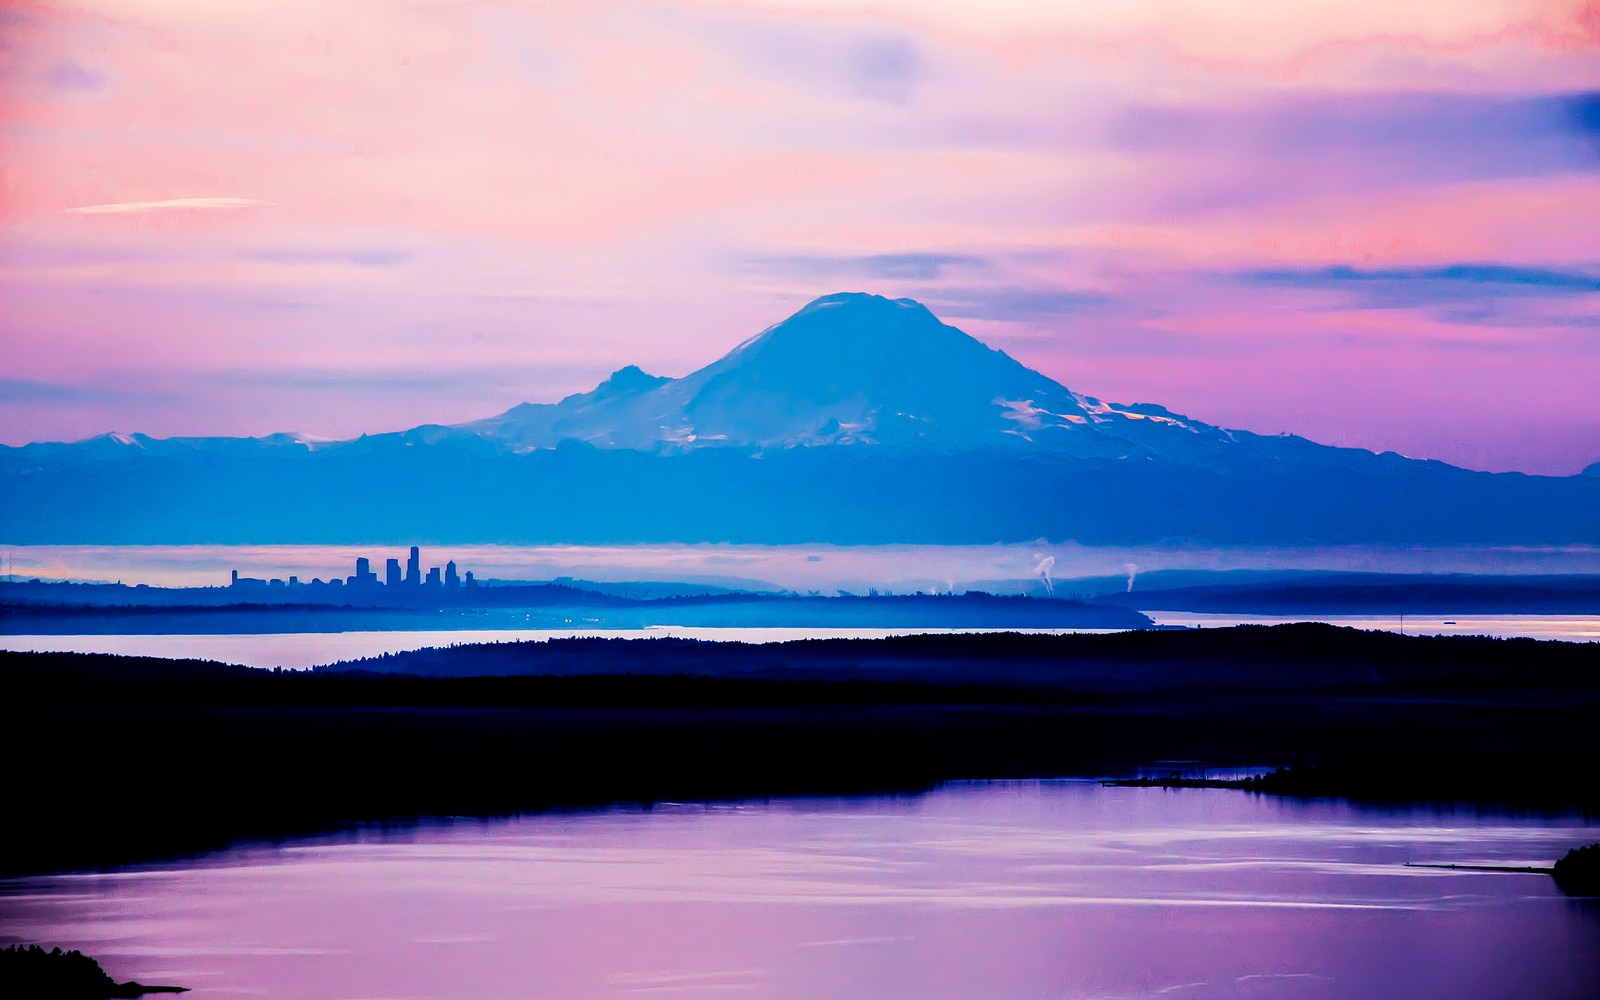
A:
[765, 292, 941, 341]
[593, 365, 669, 398]
[793, 291, 932, 316]
[647, 290, 1096, 449]
[457, 291, 1222, 455]
[728, 291, 984, 367]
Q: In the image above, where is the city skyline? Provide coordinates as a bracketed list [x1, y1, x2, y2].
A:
[230, 545, 474, 592]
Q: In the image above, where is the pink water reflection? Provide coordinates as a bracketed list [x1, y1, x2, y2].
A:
[2, 782, 1596, 998]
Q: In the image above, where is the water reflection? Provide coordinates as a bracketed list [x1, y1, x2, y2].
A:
[3, 612, 1595, 671]
[1145, 612, 1600, 642]
[0, 627, 1097, 669]
[2, 782, 1596, 999]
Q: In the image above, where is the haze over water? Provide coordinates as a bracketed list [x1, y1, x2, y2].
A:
[3, 782, 1595, 999]
[11, 542, 1600, 592]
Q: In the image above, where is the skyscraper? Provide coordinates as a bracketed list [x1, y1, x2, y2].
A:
[386, 558, 402, 588]
[445, 560, 459, 588]
[406, 545, 420, 587]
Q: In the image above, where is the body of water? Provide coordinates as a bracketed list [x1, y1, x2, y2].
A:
[1144, 612, 1600, 642]
[0, 626, 1107, 669]
[1, 612, 1594, 670]
[2, 781, 1595, 999]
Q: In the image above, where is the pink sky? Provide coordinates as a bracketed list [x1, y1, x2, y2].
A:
[1, 0, 1597, 473]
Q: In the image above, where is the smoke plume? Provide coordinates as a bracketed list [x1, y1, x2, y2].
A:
[1034, 555, 1056, 597]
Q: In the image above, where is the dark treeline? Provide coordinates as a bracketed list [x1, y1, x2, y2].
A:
[312, 625, 1600, 693]
[0, 945, 186, 998]
[3, 624, 1597, 878]
[1553, 844, 1600, 895]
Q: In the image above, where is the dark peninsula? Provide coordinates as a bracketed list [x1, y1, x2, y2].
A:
[3, 624, 1596, 877]
[0, 945, 186, 998]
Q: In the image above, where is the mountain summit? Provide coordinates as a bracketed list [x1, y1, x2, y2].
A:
[462, 292, 1222, 458]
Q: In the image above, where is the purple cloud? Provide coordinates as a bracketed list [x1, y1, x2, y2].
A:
[756, 252, 989, 281]
[1101, 90, 1599, 214]
[46, 60, 106, 92]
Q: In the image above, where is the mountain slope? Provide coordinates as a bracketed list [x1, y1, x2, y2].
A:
[3, 291, 1597, 546]
[460, 293, 1240, 459]
[4, 292, 1509, 474]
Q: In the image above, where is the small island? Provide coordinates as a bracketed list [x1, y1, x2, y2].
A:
[1552, 844, 1600, 896]
[0, 945, 186, 998]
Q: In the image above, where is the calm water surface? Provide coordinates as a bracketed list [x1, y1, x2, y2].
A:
[2, 782, 1595, 999]
[0, 627, 1104, 669]
[1, 614, 1593, 669]
[1145, 612, 1600, 642]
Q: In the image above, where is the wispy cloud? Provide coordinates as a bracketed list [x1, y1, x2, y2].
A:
[756, 251, 988, 281]
[1102, 90, 1600, 215]
[64, 197, 260, 215]
[195, 361, 616, 408]
[666, 10, 929, 105]
[240, 247, 410, 268]
[1112, 92, 1600, 165]
[921, 285, 1117, 322]
[46, 59, 106, 92]
[1237, 263, 1600, 308]
[0, 377, 166, 406]
[0, 378, 83, 404]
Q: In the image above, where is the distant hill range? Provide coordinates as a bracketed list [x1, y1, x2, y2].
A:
[4, 293, 1597, 545]
[0, 580, 1152, 634]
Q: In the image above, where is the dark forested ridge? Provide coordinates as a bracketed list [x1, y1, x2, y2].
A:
[0, 945, 186, 998]
[309, 625, 1600, 690]
[4, 624, 1596, 877]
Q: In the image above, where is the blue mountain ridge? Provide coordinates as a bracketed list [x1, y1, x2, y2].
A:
[2, 293, 1596, 545]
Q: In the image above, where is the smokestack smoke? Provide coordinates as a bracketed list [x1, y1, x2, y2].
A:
[1034, 555, 1056, 598]
[1124, 562, 1138, 593]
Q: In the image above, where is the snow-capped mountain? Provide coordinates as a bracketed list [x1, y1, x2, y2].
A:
[459, 292, 1230, 459]
[4, 292, 1596, 547]
[0, 293, 1472, 471]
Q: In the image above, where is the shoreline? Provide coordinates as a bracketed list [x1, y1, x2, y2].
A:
[5, 624, 1597, 878]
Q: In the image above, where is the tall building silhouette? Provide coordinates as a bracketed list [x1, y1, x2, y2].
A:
[228, 545, 479, 596]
